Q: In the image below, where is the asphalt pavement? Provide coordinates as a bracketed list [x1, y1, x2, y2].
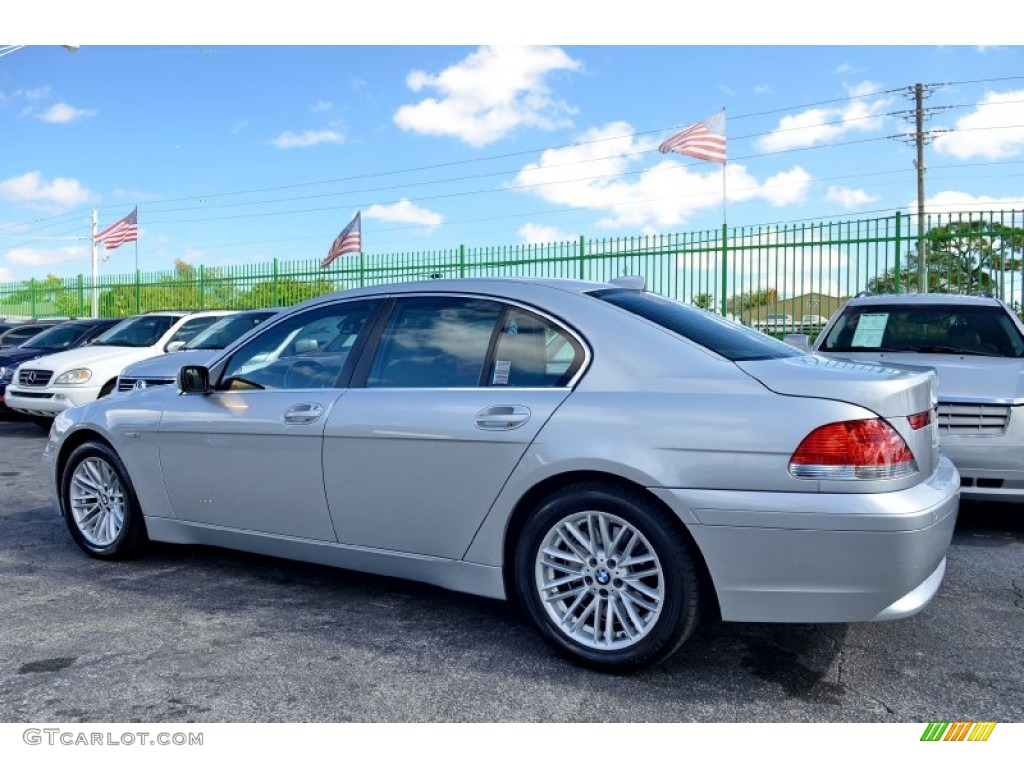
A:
[0, 416, 1021, 722]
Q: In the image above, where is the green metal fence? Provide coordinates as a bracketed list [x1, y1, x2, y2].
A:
[3, 209, 1022, 328]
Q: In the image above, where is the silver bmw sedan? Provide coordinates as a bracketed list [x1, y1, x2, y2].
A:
[43, 277, 959, 671]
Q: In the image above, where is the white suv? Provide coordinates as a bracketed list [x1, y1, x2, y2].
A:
[5, 310, 233, 419]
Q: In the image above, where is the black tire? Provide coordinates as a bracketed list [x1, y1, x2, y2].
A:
[60, 441, 148, 560]
[514, 483, 701, 671]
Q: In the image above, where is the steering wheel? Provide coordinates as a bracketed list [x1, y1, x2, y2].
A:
[283, 359, 332, 389]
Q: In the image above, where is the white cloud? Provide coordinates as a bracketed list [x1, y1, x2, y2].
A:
[511, 121, 813, 230]
[6, 245, 89, 267]
[0, 171, 92, 209]
[37, 102, 96, 123]
[269, 129, 344, 149]
[909, 190, 1024, 215]
[754, 84, 774, 95]
[394, 45, 582, 147]
[518, 223, 576, 244]
[0, 266, 12, 281]
[835, 63, 867, 75]
[364, 199, 443, 232]
[825, 185, 879, 209]
[231, 119, 249, 134]
[932, 89, 1024, 160]
[756, 80, 891, 153]
[311, 100, 333, 113]
[16, 86, 52, 101]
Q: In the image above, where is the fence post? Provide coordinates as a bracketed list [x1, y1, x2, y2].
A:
[720, 222, 729, 316]
[894, 211, 902, 294]
[272, 258, 279, 307]
[198, 265, 205, 309]
[77, 274, 84, 318]
[29, 278, 37, 318]
[459, 244, 466, 278]
[135, 270, 141, 314]
[578, 235, 586, 279]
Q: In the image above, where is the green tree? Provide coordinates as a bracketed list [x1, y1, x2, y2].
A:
[239, 277, 338, 309]
[692, 293, 713, 310]
[868, 220, 1024, 295]
[726, 287, 777, 314]
[97, 260, 240, 315]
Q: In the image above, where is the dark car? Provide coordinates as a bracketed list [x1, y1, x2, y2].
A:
[0, 318, 121, 414]
[0, 319, 66, 350]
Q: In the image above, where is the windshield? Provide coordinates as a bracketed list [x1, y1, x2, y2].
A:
[592, 289, 803, 362]
[184, 311, 276, 350]
[20, 323, 92, 351]
[820, 303, 1024, 358]
[92, 315, 177, 348]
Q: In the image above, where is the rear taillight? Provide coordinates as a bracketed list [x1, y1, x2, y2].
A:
[908, 408, 935, 430]
[789, 418, 918, 480]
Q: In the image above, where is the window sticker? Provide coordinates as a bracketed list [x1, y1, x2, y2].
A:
[492, 360, 511, 385]
[851, 313, 889, 348]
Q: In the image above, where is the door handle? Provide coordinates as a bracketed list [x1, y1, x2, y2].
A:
[283, 403, 324, 424]
[475, 405, 531, 430]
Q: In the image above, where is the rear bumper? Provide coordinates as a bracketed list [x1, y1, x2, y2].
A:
[651, 457, 960, 623]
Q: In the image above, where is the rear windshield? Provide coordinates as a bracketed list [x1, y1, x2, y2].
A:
[592, 289, 802, 361]
[821, 303, 1024, 358]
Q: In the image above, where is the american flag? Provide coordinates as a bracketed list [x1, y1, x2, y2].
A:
[321, 211, 362, 268]
[94, 207, 139, 250]
[658, 110, 727, 164]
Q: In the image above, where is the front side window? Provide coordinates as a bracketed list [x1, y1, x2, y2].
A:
[167, 316, 224, 347]
[367, 297, 504, 388]
[821, 303, 1024, 357]
[220, 301, 377, 390]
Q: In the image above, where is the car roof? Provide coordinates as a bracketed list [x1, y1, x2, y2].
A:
[287, 277, 621, 313]
[841, 293, 1005, 308]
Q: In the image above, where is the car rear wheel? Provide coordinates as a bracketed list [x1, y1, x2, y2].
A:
[61, 441, 148, 559]
[514, 483, 701, 671]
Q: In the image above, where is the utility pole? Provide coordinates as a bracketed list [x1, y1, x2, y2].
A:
[914, 83, 927, 293]
[897, 82, 951, 293]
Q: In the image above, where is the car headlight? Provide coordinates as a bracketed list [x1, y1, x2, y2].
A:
[0, 365, 9, 382]
[54, 368, 93, 385]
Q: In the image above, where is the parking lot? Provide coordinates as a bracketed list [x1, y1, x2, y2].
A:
[0, 415, 1021, 723]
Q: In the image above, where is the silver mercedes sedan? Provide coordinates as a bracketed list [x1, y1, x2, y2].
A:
[43, 278, 959, 671]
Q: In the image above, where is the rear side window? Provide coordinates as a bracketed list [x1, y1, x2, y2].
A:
[367, 297, 504, 388]
[592, 289, 801, 361]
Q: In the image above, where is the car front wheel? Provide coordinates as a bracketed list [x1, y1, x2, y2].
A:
[514, 483, 701, 671]
[61, 441, 148, 559]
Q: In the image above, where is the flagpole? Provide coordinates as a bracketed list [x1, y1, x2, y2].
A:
[720, 108, 728, 318]
[91, 209, 98, 318]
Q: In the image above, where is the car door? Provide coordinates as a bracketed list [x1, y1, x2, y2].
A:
[322, 294, 587, 559]
[157, 299, 381, 541]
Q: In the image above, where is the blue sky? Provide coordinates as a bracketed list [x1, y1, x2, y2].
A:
[1, 27, 1022, 283]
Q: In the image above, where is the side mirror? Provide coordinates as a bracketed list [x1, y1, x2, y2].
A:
[178, 365, 211, 394]
[782, 333, 811, 352]
[165, 340, 186, 352]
